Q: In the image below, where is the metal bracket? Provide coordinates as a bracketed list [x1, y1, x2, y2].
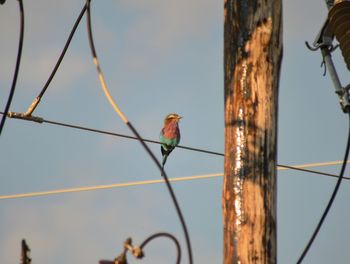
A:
[24, 97, 41, 116]
[8, 112, 43, 123]
[123, 238, 144, 259]
[305, 11, 350, 113]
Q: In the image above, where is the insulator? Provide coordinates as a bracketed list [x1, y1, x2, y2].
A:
[328, 1, 350, 70]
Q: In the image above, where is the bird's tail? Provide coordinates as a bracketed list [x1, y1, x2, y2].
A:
[161, 154, 168, 177]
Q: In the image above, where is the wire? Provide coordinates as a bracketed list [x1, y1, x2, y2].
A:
[38, 4, 87, 99]
[1, 111, 223, 156]
[296, 113, 350, 264]
[277, 163, 350, 179]
[1, 161, 349, 200]
[23, 3, 88, 116]
[4, 111, 350, 173]
[278, 160, 350, 169]
[0, 0, 24, 136]
[85, 1, 193, 263]
[85, 4, 128, 123]
[139, 233, 181, 264]
[2, 110, 350, 177]
[0, 173, 223, 200]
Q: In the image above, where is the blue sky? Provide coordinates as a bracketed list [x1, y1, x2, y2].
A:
[1, 0, 350, 263]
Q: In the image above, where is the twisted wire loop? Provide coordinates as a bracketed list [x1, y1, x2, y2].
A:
[139, 233, 181, 264]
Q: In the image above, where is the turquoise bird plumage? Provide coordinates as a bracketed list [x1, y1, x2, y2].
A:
[159, 113, 182, 172]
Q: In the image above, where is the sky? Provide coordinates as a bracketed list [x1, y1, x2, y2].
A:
[1, 0, 350, 263]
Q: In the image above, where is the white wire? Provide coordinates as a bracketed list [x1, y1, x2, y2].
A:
[0, 160, 349, 200]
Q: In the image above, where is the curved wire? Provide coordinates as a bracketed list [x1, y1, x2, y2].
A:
[0, 3, 87, 118]
[38, 4, 87, 98]
[24, 3, 88, 116]
[0, 0, 24, 136]
[296, 113, 350, 263]
[139, 232, 181, 264]
[85, 1, 193, 263]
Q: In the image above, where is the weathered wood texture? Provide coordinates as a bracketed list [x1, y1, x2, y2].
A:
[223, 1, 282, 263]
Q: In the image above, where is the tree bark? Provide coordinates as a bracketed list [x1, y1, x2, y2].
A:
[223, 1, 282, 263]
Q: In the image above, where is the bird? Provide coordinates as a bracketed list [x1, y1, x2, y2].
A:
[159, 113, 182, 174]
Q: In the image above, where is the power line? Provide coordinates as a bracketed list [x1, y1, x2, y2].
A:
[2, 111, 223, 156]
[2, 111, 350, 181]
[296, 113, 350, 263]
[278, 160, 349, 169]
[46, 119, 223, 156]
[0, 0, 24, 136]
[23, 3, 87, 116]
[1, 161, 349, 200]
[4, 111, 350, 168]
[2, 111, 350, 175]
[0, 173, 222, 200]
[38, 4, 87, 100]
[277, 161, 350, 179]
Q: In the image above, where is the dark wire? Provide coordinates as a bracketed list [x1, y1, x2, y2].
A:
[84, 1, 193, 263]
[139, 232, 181, 264]
[277, 164, 350, 180]
[0, 0, 24, 136]
[36, 3, 87, 99]
[1, 111, 349, 182]
[44, 117, 222, 156]
[296, 113, 350, 264]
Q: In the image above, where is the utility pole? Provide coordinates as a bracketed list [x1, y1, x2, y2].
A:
[223, 1, 282, 263]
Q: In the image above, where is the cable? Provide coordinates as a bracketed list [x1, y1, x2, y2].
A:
[38, 4, 87, 99]
[0, 0, 24, 136]
[277, 163, 349, 179]
[1, 110, 223, 156]
[1, 162, 349, 200]
[2, 110, 350, 177]
[0, 173, 223, 200]
[296, 113, 350, 264]
[106, 233, 180, 263]
[85, 1, 193, 263]
[139, 233, 181, 264]
[23, 3, 87, 116]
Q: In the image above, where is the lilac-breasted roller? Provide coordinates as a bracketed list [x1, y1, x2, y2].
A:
[159, 113, 182, 171]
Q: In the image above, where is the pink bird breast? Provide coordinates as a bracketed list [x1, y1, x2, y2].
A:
[163, 121, 180, 139]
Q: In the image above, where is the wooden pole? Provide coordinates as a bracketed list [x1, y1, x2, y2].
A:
[223, 1, 282, 263]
